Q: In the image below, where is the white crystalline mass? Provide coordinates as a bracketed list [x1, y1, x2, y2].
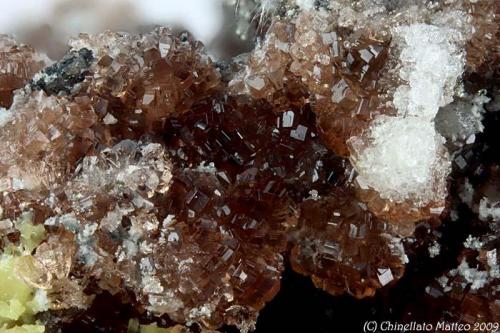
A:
[103, 113, 118, 125]
[351, 116, 449, 205]
[32, 289, 50, 312]
[428, 241, 441, 258]
[0, 108, 12, 128]
[350, 23, 463, 205]
[486, 249, 499, 279]
[479, 197, 500, 221]
[457, 259, 489, 290]
[393, 24, 464, 120]
[295, 0, 315, 11]
[464, 235, 484, 250]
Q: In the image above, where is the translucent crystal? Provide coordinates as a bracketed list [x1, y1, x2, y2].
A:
[0, 1, 497, 330]
[0, 35, 48, 108]
[0, 91, 96, 199]
[290, 188, 406, 298]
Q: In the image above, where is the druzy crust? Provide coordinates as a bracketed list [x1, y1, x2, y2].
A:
[0, 0, 498, 331]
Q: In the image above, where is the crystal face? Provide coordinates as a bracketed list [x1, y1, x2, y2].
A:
[0, 35, 48, 108]
[0, 0, 498, 332]
[290, 188, 407, 298]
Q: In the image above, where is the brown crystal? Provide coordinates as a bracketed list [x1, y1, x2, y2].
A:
[463, 0, 500, 75]
[290, 188, 406, 298]
[0, 2, 497, 329]
[0, 25, 418, 331]
[0, 92, 96, 204]
[352, 186, 446, 237]
[33, 137, 296, 330]
[72, 28, 222, 143]
[0, 35, 47, 108]
[229, 12, 393, 157]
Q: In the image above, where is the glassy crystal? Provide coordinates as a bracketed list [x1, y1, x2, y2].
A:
[0, 35, 47, 108]
[290, 188, 406, 298]
[0, 0, 497, 330]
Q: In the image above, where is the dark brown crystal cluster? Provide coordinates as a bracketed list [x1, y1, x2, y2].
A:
[0, 0, 498, 332]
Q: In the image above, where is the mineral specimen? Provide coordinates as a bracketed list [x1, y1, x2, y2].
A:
[70, 28, 222, 139]
[0, 216, 47, 332]
[0, 0, 498, 332]
[290, 188, 407, 298]
[0, 92, 96, 202]
[228, 12, 392, 157]
[0, 35, 48, 108]
[426, 165, 500, 326]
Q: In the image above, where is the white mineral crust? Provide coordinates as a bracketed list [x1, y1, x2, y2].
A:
[350, 23, 466, 206]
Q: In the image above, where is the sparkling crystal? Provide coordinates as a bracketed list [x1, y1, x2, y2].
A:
[290, 188, 406, 298]
[0, 1, 497, 330]
[0, 35, 48, 108]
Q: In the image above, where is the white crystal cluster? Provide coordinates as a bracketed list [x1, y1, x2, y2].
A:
[295, 0, 315, 11]
[435, 91, 489, 145]
[350, 116, 449, 204]
[350, 24, 465, 206]
[68, 140, 173, 215]
[392, 24, 464, 119]
[0, 107, 11, 127]
[479, 197, 500, 221]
